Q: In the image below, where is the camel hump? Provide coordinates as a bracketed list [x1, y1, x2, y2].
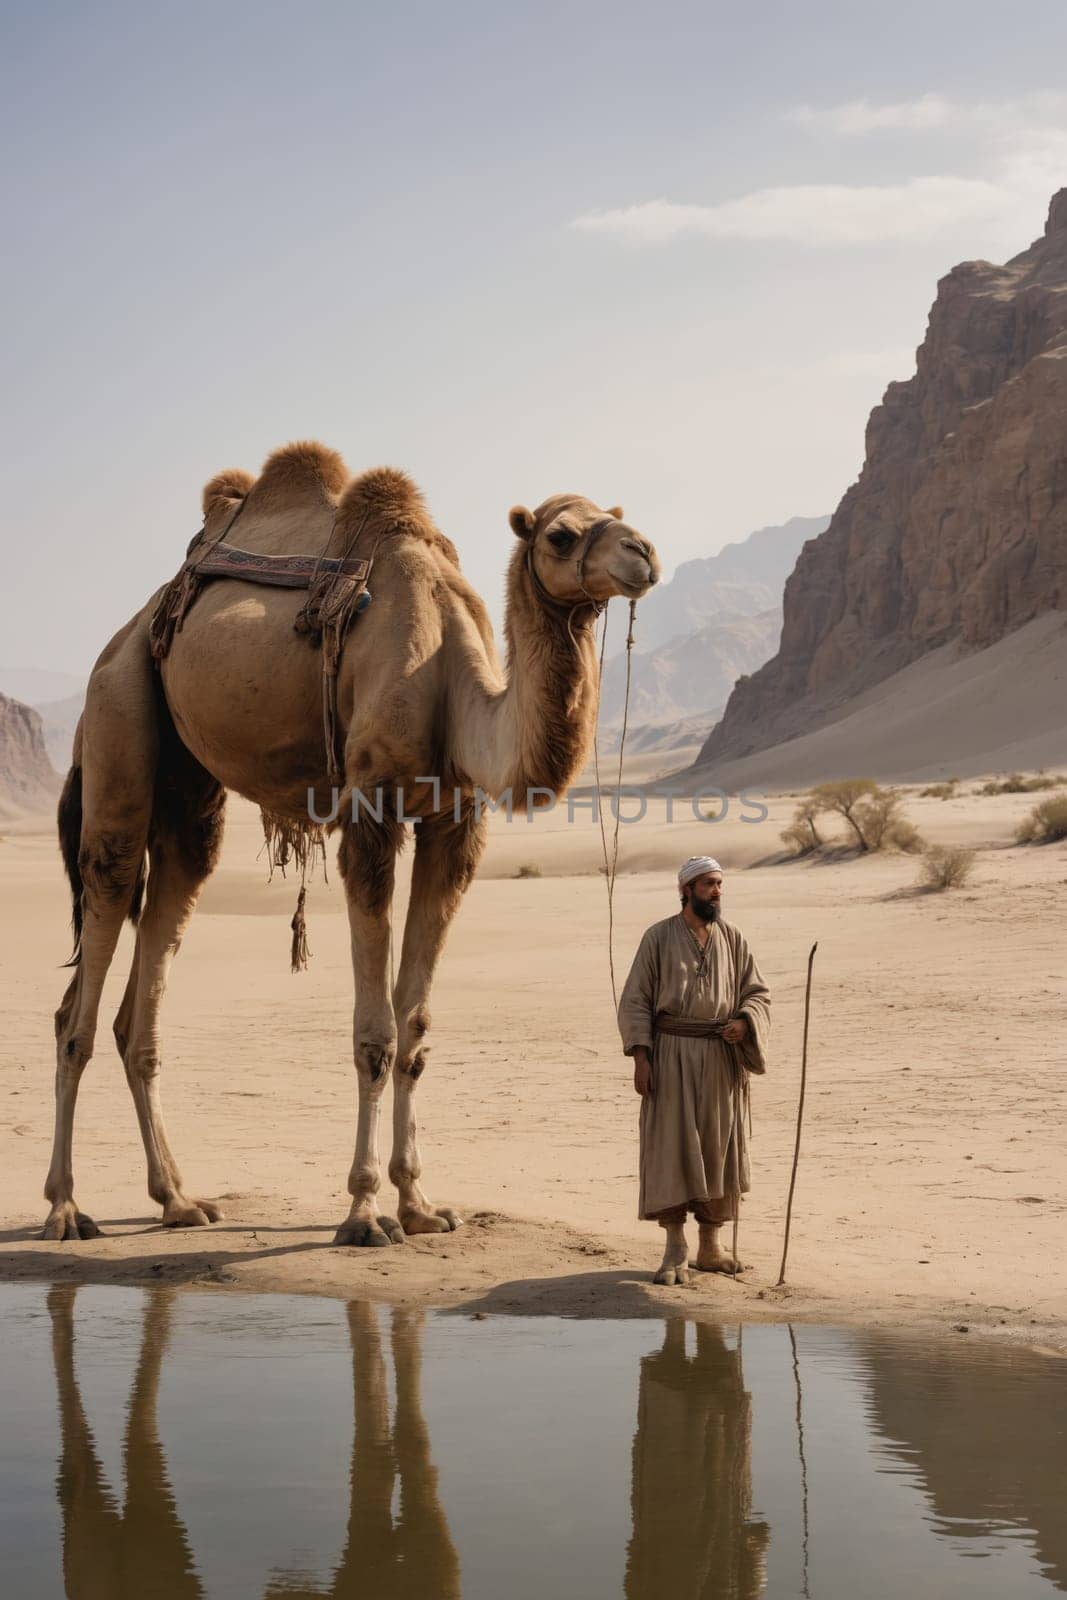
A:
[201, 468, 254, 521]
[339, 466, 426, 521]
[251, 440, 350, 510]
[337, 467, 459, 565]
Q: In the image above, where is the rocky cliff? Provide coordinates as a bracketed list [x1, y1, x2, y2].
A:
[0, 691, 60, 816]
[699, 189, 1067, 767]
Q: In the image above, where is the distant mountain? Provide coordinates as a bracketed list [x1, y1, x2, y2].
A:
[0, 691, 60, 817]
[34, 691, 84, 770]
[598, 610, 781, 729]
[596, 514, 829, 733]
[0, 667, 84, 704]
[628, 515, 830, 654]
[699, 190, 1067, 775]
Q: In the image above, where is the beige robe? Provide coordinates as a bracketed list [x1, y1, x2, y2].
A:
[617, 916, 770, 1220]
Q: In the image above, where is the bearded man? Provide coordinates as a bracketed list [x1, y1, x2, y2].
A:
[617, 856, 770, 1286]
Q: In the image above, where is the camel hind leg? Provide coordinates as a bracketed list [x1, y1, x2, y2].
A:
[114, 730, 226, 1228]
[45, 620, 156, 1240]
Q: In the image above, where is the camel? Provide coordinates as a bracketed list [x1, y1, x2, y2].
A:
[47, 1286, 461, 1598]
[44, 441, 660, 1245]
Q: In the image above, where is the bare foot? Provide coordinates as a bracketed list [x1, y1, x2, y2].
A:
[692, 1221, 744, 1274]
[653, 1226, 690, 1286]
[42, 1202, 101, 1241]
[691, 1248, 745, 1275]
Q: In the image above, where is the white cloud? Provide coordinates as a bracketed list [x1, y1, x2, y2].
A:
[787, 93, 953, 133]
[571, 177, 1008, 246]
[785, 90, 1067, 136]
[571, 91, 1067, 248]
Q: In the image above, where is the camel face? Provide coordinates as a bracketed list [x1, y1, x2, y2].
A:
[515, 496, 661, 606]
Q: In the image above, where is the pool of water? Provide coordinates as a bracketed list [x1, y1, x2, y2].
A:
[0, 1283, 1063, 1598]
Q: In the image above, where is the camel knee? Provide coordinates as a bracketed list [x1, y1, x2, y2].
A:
[355, 1037, 396, 1086]
[78, 830, 146, 915]
[54, 976, 80, 1043]
[396, 1006, 430, 1076]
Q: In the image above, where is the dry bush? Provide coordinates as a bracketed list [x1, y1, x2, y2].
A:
[919, 780, 958, 800]
[855, 789, 924, 853]
[514, 862, 542, 879]
[980, 772, 1057, 796]
[1016, 795, 1067, 843]
[803, 778, 922, 853]
[780, 797, 824, 855]
[920, 845, 976, 890]
[886, 818, 924, 853]
[810, 778, 879, 850]
[780, 821, 814, 856]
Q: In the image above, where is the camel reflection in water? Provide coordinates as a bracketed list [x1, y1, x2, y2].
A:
[625, 1321, 770, 1600]
[47, 1288, 460, 1600]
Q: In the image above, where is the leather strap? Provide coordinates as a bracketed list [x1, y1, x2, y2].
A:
[195, 542, 370, 590]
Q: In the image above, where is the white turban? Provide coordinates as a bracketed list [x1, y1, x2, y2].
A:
[677, 855, 723, 888]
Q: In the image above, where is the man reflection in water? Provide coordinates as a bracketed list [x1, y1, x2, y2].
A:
[625, 1321, 770, 1600]
[47, 1288, 459, 1600]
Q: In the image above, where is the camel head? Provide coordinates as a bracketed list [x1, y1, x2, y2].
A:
[508, 495, 661, 612]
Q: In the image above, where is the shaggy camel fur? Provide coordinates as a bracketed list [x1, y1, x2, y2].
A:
[44, 442, 660, 1245]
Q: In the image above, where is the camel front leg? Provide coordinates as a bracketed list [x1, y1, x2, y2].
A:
[390, 805, 486, 1235]
[335, 810, 406, 1248]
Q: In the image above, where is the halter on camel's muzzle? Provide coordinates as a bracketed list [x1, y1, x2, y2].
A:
[524, 514, 620, 622]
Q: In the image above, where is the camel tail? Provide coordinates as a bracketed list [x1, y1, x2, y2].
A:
[57, 765, 84, 966]
[57, 763, 147, 966]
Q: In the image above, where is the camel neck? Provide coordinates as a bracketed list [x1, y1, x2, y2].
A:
[499, 545, 601, 803]
[446, 544, 601, 805]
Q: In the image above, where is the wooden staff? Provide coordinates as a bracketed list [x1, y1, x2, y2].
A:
[776, 942, 818, 1287]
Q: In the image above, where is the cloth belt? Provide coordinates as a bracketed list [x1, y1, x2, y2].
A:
[653, 1011, 730, 1039]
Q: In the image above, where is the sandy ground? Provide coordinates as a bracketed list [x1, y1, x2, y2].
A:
[1, 787, 1064, 1352]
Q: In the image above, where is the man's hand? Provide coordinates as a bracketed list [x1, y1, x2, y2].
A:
[721, 1016, 749, 1045]
[633, 1048, 653, 1098]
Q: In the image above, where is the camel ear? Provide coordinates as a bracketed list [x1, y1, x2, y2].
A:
[509, 506, 535, 540]
[608, 505, 624, 520]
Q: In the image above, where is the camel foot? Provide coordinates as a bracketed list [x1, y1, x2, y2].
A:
[653, 1262, 689, 1286]
[691, 1250, 745, 1275]
[401, 1205, 462, 1236]
[42, 1203, 102, 1241]
[334, 1214, 405, 1248]
[162, 1198, 222, 1229]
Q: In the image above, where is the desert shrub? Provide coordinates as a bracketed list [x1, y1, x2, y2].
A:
[779, 796, 825, 855]
[1016, 795, 1067, 843]
[810, 778, 879, 850]
[919, 781, 958, 800]
[886, 818, 924, 853]
[980, 772, 1057, 796]
[780, 822, 814, 856]
[854, 789, 904, 851]
[920, 845, 976, 890]
[514, 862, 542, 879]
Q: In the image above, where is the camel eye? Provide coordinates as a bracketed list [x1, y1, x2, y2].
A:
[547, 529, 577, 554]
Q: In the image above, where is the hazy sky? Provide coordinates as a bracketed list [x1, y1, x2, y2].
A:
[3, 0, 1066, 677]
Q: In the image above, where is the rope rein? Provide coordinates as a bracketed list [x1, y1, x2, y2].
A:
[592, 598, 638, 1011]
